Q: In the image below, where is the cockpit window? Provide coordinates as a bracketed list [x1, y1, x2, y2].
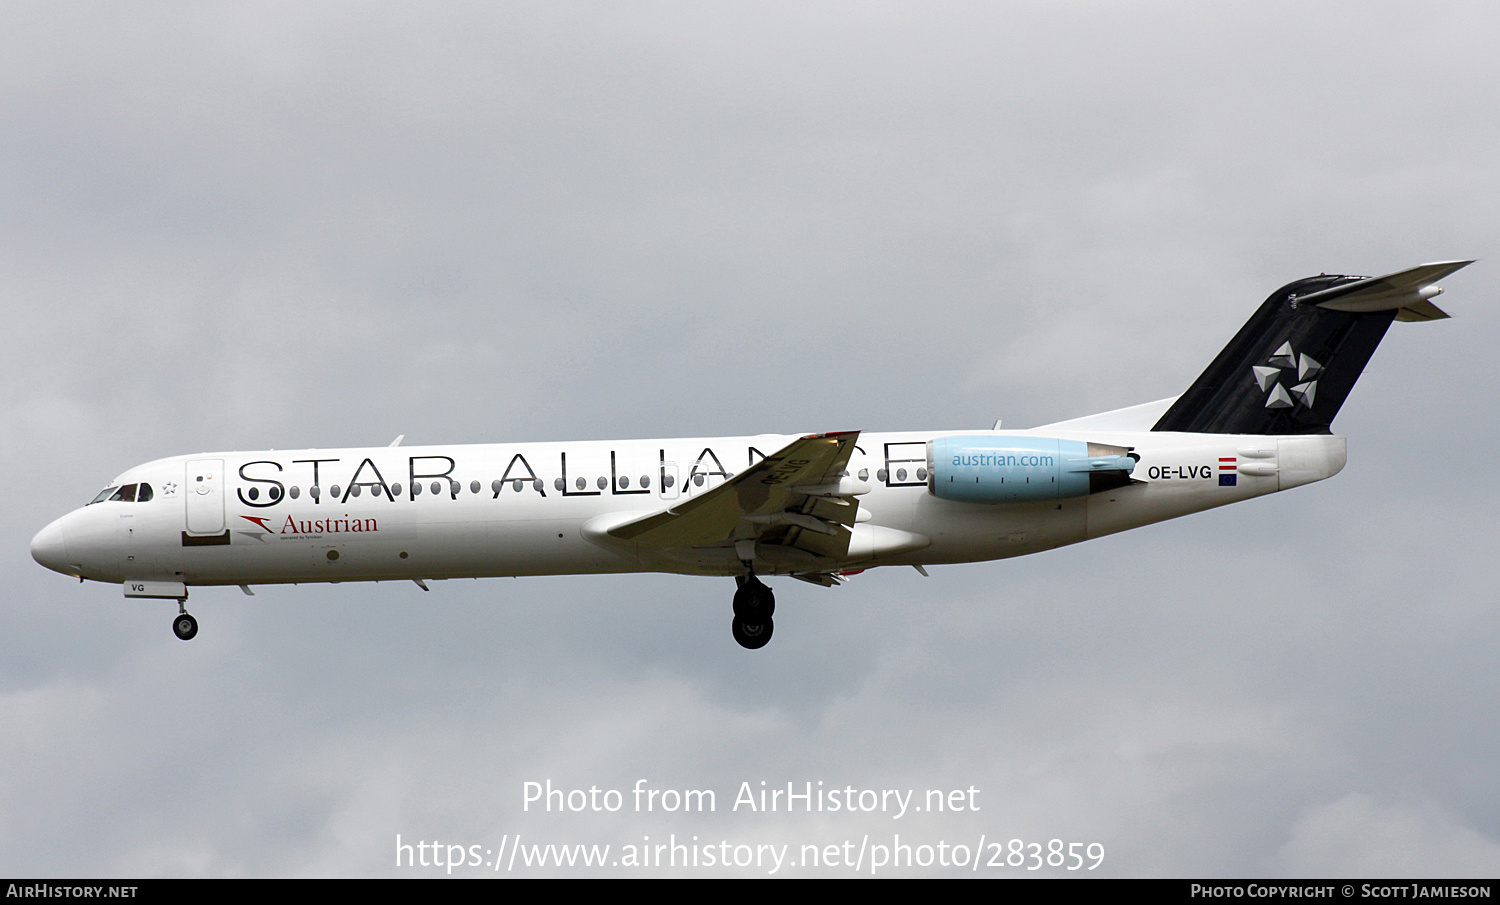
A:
[90, 483, 154, 504]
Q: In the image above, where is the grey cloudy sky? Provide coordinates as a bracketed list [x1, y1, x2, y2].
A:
[4, 1, 1498, 877]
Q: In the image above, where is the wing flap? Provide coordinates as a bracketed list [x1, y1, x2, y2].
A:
[606, 431, 862, 562]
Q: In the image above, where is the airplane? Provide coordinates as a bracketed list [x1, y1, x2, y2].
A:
[31, 261, 1471, 649]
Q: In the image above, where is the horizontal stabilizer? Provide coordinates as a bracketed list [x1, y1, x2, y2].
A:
[1394, 300, 1451, 323]
[1298, 260, 1472, 321]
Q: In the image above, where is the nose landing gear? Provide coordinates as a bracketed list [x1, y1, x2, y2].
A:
[731, 574, 774, 650]
[172, 599, 198, 641]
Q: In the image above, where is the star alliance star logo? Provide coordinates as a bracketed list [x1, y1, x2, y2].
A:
[1251, 341, 1321, 410]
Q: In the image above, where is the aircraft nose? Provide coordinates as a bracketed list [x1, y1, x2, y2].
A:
[30, 518, 73, 576]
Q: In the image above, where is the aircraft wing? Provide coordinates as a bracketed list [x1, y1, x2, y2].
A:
[603, 431, 864, 573]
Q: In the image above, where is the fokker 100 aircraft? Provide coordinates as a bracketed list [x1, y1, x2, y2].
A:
[32, 262, 1471, 648]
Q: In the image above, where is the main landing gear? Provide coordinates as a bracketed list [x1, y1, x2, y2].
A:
[731, 574, 775, 650]
[172, 599, 198, 641]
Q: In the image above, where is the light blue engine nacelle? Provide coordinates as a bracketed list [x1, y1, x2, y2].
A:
[927, 436, 1137, 504]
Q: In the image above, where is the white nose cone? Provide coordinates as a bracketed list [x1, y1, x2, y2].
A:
[30, 518, 71, 576]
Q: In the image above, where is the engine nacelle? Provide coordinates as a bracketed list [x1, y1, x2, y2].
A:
[927, 436, 1136, 504]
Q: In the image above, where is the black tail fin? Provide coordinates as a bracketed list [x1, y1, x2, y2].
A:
[1152, 261, 1471, 434]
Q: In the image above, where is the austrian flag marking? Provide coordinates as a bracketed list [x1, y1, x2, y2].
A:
[1218, 457, 1238, 487]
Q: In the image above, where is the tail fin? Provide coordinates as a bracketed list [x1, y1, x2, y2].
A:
[1152, 261, 1472, 434]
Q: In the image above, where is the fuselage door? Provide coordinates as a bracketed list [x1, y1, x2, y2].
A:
[185, 459, 225, 534]
[659, 461, 680, 500]
[683, 448, 731, 498]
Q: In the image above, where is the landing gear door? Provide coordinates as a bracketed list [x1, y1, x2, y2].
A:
[185, 459, 225, 534]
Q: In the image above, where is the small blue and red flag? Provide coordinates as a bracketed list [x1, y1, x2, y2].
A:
[1219, 457, 1238, 486]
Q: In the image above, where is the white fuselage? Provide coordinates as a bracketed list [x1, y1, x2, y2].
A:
[31, 428, 1346, 589]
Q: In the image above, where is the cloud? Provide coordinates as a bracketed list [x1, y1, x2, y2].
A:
[1269, 793, 1500, 879]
